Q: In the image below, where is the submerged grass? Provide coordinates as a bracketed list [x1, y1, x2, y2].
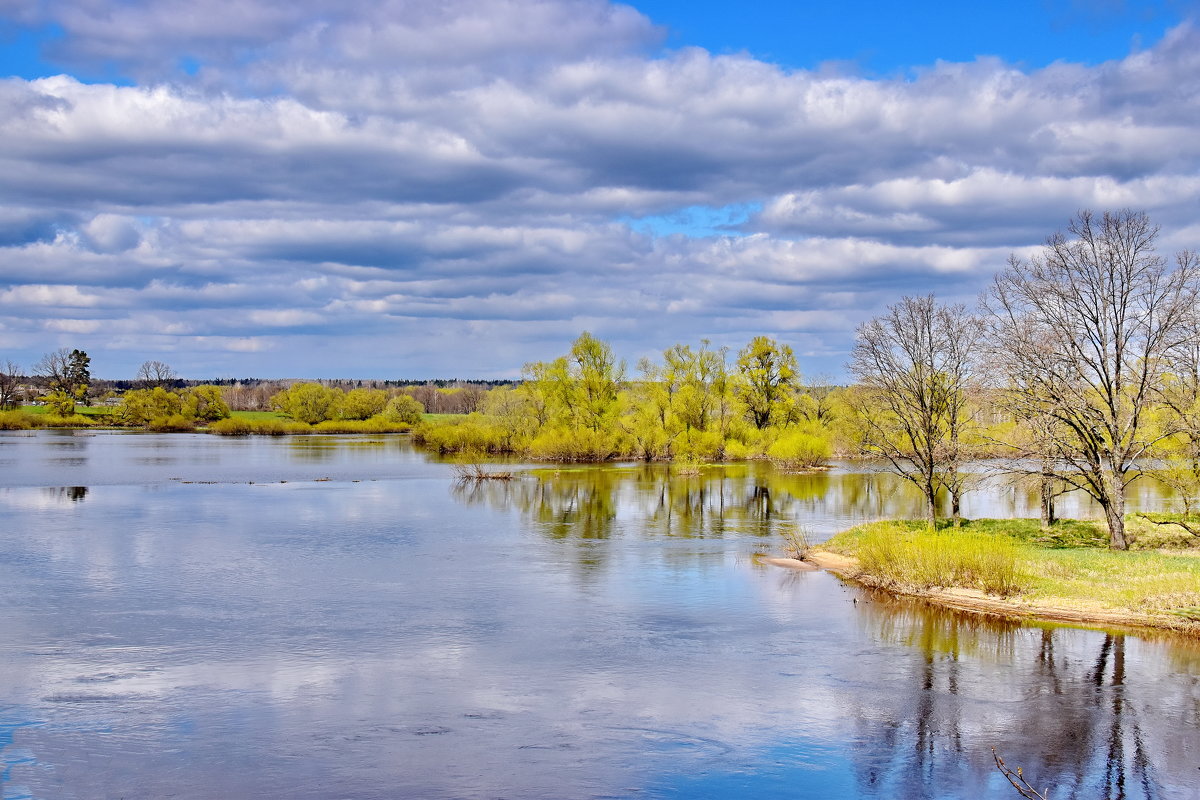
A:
[823, 518, 1200, 622]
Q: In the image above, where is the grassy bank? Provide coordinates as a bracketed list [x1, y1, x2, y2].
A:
[817, 518, 1200, 632]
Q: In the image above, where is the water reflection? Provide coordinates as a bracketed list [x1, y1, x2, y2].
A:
[45, 486, 89, 503]
[1, 436, 1197, 799]
[842, 592, 1198, 799]
[453, 461, 1174, 544]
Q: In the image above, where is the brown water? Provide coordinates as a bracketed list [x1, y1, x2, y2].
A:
[0, 430, 1196, 799]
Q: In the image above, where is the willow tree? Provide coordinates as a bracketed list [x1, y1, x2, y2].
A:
[850, 294, 981, 527]
[735, 336, 798, 429]
[984, 210, 1199, 550]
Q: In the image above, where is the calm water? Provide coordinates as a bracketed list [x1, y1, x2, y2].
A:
[0, 431, 1197, 799]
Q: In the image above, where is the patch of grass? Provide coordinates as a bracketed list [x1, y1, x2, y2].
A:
[313, 418, 412, 434]
[1022, 546, 1200, 613]
[845, 522, 1026, 596]
[39, 413, 101, 428]
[21, 405, 111, 418]
[229, 410, 289, 421]
[963, 517, 1109, 549]
[0, 410, 41, 429]
[207, 418, 313, 436]
[1125, 513, 1200, 549]
[825, 517, 1200, 619]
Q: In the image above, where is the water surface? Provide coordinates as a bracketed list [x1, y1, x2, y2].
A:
[0, 431, 1196, 799]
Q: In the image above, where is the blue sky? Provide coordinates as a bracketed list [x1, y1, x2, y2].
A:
[1, 0, 1198, 379]
[637, 0, 1192, 71]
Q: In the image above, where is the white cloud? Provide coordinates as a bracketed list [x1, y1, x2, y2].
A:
[0, 2, 1198, 377]
[0, 284, 101, 307]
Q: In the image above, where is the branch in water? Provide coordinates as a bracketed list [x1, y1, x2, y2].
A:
[993, 749, 1049, 800]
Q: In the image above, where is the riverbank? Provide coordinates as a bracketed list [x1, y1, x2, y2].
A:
[790, 519, 1200, 636]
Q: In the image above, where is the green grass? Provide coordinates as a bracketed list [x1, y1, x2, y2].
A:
[207, 417, 312, 436]
[229, 410, 289, 421]
[824, 518, 1200, 619]
[827, 521, 1025, 596]
[20, 404, 111, 417]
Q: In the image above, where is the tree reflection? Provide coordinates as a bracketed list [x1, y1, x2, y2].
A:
[851, 595, 1180, 799]
[43, 485, 89, 502]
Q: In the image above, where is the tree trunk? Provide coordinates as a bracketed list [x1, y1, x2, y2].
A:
[1040, 462, 1056, 529]
[950, 484, 962, 527]
[1104, 481, 1129, 550]
[925, 484, 938, 529]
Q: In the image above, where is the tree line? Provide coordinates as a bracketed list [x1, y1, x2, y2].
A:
[4, 209, 1195, 549]
[0, 355, 495, 419]
[414, 331, 843, 468]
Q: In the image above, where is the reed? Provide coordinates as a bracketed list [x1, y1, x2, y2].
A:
[851, 522, 1025, 596]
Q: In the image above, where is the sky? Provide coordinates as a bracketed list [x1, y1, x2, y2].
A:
[1, 0, 1199, 380]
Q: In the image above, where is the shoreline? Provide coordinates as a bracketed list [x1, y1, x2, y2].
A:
[766, 549, 1200, 637]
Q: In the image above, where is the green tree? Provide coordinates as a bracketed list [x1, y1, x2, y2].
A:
[34, 347, 91, 414]
[272, 383, 342, 424]
[735, 336, 798, 429]
[339, 388, 388, 420]
[119, 387, 184, 426]
[567, 332, 624, 433]
[382, 394, 425, 425]
[477, 387, 536, 450]
[183, 385, 231, 422]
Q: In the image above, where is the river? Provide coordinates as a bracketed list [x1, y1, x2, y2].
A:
[0, 430, 1197, 799]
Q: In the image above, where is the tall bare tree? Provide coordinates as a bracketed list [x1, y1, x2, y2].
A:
[850, 294, 982, 526]
[34, 348, 91, 396]
[984, 210, 1199, 550]
[0, 359, 23, 409]
[136, 359, 177, 389]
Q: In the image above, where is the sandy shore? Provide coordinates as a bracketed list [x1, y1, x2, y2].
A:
[763, 549, 1200, 636]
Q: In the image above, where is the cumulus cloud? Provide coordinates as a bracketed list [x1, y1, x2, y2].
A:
[0, 0, 1198, 377]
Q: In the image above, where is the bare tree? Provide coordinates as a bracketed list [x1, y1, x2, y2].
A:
[984, 210, 1199, 550]
[0, 360, 23, 409]
[849, 294, 982, 527]
[136, 359, 178, 389]
[34, 348, 90, 396]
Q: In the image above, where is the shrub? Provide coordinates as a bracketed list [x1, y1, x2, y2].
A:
[148, 414, 195, 432]
[0, 410, 39, 430]
[119, 387, 183, 426]
[671, 429, 725, 462]
[722, 439, 751, 460]
[313, 417, 411, 434]
[40, 414, 98, 428]
[528, 426, 622, 462]
[207, 417, 312, 436]
[766, 430, 832, 469]
[413, 416, 512, 453]
[208, 417, 253, 435]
